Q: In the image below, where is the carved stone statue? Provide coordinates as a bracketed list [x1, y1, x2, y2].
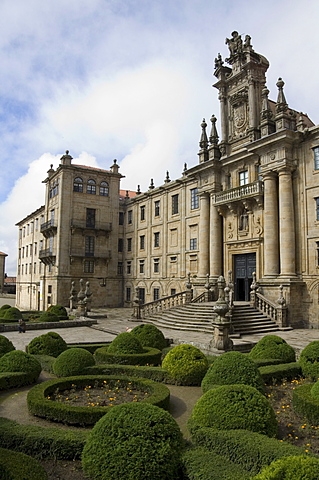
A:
[225, 31, 243, 57]
[214, 53, 224, 69]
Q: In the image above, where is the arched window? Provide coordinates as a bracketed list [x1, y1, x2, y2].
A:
[100, 181, 109, 196]
[73, 177, 83, 192]
[87, 179, 96, 195]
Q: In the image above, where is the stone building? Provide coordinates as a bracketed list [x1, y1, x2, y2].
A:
[16, 32, 319, 327]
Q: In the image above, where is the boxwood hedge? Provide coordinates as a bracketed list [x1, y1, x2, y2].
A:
[0, 350, 41, 383]
[84, 363, 168, 382]
[259, 362, 302, 384]
[299, 341, 319, 380]
[130, 324, 167, 350]
[27, 331, 68, 357]
[27, 375, 171, 426]
[249, 335, 296, 363]
[0, 335, 15, 358]
[0, 447, 48, 480]
[191, 428, 306, 476]
[94, 345, 162, 366]
[162, 344, 208, 386]
[253, 455, 319, 480]
[182, 446, 251, 480]
[53, 348, 95, 376]
[188, 384, 278, 437]
[82, 402, 184, 480]
[0, 371, 37, 390]
[0, 416, 87, 459]
[292, 383, 319, 426]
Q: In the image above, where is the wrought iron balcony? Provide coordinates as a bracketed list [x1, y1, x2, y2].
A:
[70, 220, 112, 235]
[39, 248, 56, 265]
[214, 180, 264, 206]
[40, 220, 57, 238]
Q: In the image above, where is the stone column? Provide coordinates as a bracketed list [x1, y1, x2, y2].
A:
[263, 172, 279, 276]
[210, 196, 223, 278]
[278, 168, 296, 276]
[198, 193, 210, 277]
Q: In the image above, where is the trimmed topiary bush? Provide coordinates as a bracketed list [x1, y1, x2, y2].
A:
[201, 351, 264, 393]
[3, 307, 22, 321]
[162, 344, 208, 385]
[299, 341, 319, 379]
[188, 384, 277, 437]
[27, 331, 67, 357]
[53, 348, 95, 376]
[47, 304, 68, 320]
[38, 311, 60, 322]
[131, 324, 167, 350]
[0, 304, 11, 314]
[0, 350, 41, 383]
[0, 416, 88, 459]
[82, 402, 184, 480]
[253, 455, 319, 480]
[292, 382, 319, 426]
[28, 375, 171, 426]
[191, 428, 307, 476]
[84, 363, 168, 382]
[0, 335, 15, 358]
[94, 345, 162, 366]
[0, 447, 48, 480]
[249, 335, 296, 363]
[259, 362, 302, 384]
[108, 332, 144, 354]
[182, 446, 251, 480]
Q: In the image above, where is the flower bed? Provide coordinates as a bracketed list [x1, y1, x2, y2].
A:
[27, 375, 170, 426]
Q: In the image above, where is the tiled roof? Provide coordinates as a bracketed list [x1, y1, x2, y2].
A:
[4, 277, 16, 284]
[119, 190, 137, 199]
[0, 252, 7, 256]
[73, 164, 110, 173]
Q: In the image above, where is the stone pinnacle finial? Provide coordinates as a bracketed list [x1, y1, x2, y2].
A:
[199, 118, 208, 150]
[149, 178, 155, 190]
[209, 114, 219, 145]
[276, 77, 288, 112]
[164, 171, 171, 183]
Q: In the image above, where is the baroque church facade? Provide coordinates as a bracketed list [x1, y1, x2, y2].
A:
[16, 32, 319, 328]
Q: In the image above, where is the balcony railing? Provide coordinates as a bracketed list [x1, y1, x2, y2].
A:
[70, 220, 112, 233]
[214, 181, 263, 205]
[40, 220, 57, 237]
[70, 249, 112, 259]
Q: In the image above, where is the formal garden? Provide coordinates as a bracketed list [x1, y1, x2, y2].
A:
[1, 319, 319, 479]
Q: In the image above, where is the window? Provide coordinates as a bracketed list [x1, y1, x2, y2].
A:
[26, 245, 28, 257]
[87, 179, 96, 195]
[227, 174, 232, 189]
[190, 238, 197, 250]
[128, 210, 133, 224]
[50, 209, 55, 223]
[34, 243, 37, 255]
[35, 218, 39, 231]
[50, 180, 59, 198]
[86, 208, 96, 228]
[154, 258, 159, 273]
[126, 287, 131, 302]
[153, 288, 160, 301]
[317, 241, 319, 266]
[139, 260, 145, 273]
[118, 238, 123, 252]
[256, 164, 262, 181]
[172, 194, 179, 214]
[23, 226, 25, 237]
[84, 260, 94, 273]
[117, 262, 123, 274]
[30, 222, 34, 233]
[34, 263, 36, 274]
[119, 212, 124, 225]
[40, 240, 43, 251]
[190, 188, 199, 209]
[140, 205, 145, 221]
[127, 238, 132, 252]
[22, 264, 24, 275]
[314, 147, 319, 170]
[154, 200, 160, 217]
[140, 235, 145, 250]
[316, 198, 319, 221]
[74, 177, 83, 192]
[22, 247, 25, 258]
[48, 285, 52, 294]
[171, 288, 176, 296]
[154, 232, 160, 247]
[27, 224, 30, 235]
[85, 236, 95, 256]
[100, 181, 109, 196]
[127, 261, 132, 274]
[239, 170, 249, 186]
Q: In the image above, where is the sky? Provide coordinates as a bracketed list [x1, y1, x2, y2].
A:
[0, 0, 318, 274]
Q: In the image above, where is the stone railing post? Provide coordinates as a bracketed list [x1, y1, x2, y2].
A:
[210, 275, 233, 352]
[132, 287, 141, 320]
[250, 271, 258, 308]
[185, 273, 193, 304]
[276, 284, 288, 328]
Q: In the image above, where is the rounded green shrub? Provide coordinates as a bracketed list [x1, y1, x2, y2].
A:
[27, 331, 67, 357]
[0, 335, 15, 358]
[253, 455, 319, 480]
[131, 323, 167, 350]
[82, 402, 183, 480]
[0, 447, 48, 480]
[299, 341, 319, 379]
[108, 332, 144, 354]
[3, 307, 22, 321]
[53, 348, 95, 376]
[249, 335, 296, 363]
[0, 304, 12, 314]
[311, 380, 319, 399]
[162, 344, 208, 385]
[38, 311, 60, 322]
[0, 350, 41, 382]
[94, 345, 162, 366]
[201, 351, 264, 393]
[188, 384, 277, 437]
[47, 304, 68, 320]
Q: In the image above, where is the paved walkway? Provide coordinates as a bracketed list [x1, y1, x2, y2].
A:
[2, 307, 319, 356]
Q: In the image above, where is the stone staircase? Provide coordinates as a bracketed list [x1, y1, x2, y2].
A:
[141, 301, 281, 337]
